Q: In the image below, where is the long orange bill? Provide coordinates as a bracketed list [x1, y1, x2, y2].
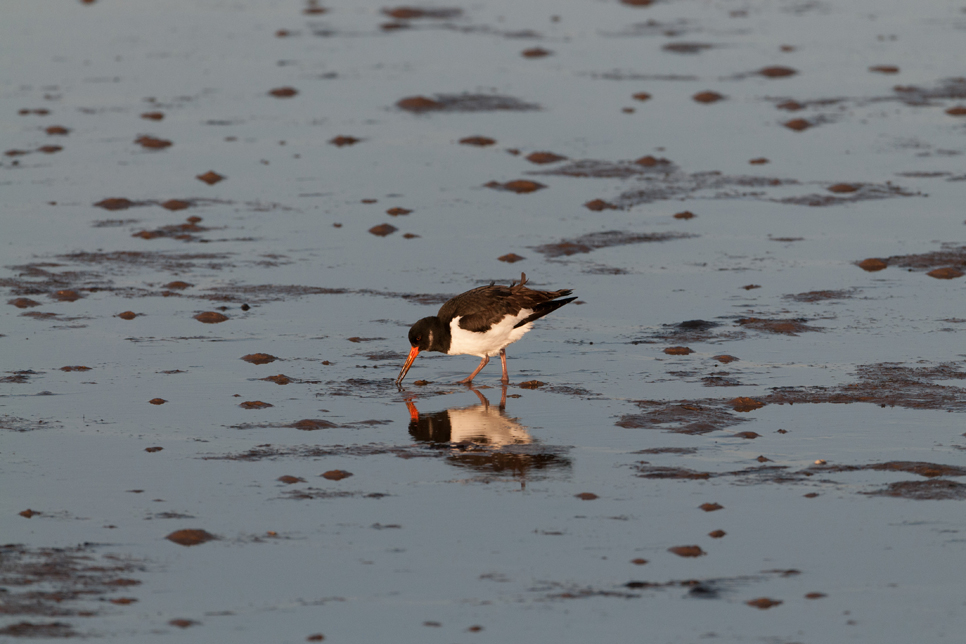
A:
[396, 346, 419, 384]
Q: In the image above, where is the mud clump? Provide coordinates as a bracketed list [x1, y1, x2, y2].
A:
[758, 66, 797, 78]
[747, 597, 782, 609]
[240, 401, 273, 409]
[927, 267, 964, 279]
[141, 111, 164, 120]
[166, 529, 217, 546]
[673, 211, 696, 220]
[584, 199, 618, 211]
[533, 230, 695, 258]
[459, 136, 496, 147]
[827, 183, 859, 193]
[668, 545, 705, 557]
[575, 492, 598, 500]
[858, 258, 888, 272]
[262, 374, 291, 384]
[194, 311, 228, 323]
[196, 171, 225, 185]
[45, 125, 70, 135]
[330, 135, 360, 147]
[9, 297, 41, 308]
[522, 47, 552, 58]
[663, 346, 693, 355]
[161, 199, 192, 211]
[95, 197, 139, 211]
[50, 289, 82, 302]
[242, 353, 278, 364]
[525, 152, 567, 164]
[497, 253, 525, 263]
[731, 397, 765, 412]
[783, 118, 812, 131]
[117, 311, 137, 319]
[135, 135, 172, 150]
[485, 180, 546, 194]
[269, 87, 298, 98]
[369, 223, 398, 236]
[736, 317, 821, 335]
[692, 91, 725, 103]
[322, 469, 353, 480]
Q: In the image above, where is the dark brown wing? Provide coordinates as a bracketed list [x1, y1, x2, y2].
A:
[438, 273, 574, 333]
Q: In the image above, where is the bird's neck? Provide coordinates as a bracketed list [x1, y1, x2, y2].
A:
[425, 317, 451, 353]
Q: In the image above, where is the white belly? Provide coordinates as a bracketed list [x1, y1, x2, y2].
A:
[447, 311, 533, 357]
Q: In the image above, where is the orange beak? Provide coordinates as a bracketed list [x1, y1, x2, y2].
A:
[396, 346, 420, 384]
[405, 400, 420, 421]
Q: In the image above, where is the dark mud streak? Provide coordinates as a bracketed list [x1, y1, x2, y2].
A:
[617, 399, 751, 435]
[884, 245, 966, 271]
[197, 284, 454, 305]
[531, 159, 920, 207]
[398, 93, 541, 113]
[764, 362, 966, 412]
[532, 231, 696, 258]
[784, 289, 856, 303]
[620, 362, 966, 436]
[0, 415, 60, 432]
[0, 543, 147, 626]
[863, 480, 966, 500]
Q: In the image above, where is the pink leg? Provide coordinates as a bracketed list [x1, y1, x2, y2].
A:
[458, 355, 489, 384]
[500, 348, 509, 384]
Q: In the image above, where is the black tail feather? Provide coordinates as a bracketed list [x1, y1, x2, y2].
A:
[513, 296, 577, 328]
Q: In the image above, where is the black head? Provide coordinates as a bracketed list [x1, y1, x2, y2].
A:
[396, 317, 449, 385]
[407, 316, 447, 352]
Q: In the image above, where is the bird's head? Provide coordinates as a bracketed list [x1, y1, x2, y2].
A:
[396, 317, 443, 384]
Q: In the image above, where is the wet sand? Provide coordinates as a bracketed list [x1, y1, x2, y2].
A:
[2, 0, 966, 642]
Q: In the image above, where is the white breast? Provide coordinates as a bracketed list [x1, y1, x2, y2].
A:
[447, 310, 534, 357]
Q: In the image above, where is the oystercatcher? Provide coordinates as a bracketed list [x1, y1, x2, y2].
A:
[396, 273, 576, 385]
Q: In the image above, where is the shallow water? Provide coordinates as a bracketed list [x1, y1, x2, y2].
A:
[3, 0, 966, 641]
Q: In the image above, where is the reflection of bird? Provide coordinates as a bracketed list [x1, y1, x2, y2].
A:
[407, 387, 531, 447]
[396, 273, 576, 385]
[406, 388, 572, 479]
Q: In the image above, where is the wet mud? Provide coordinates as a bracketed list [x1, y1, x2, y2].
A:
[4, 1, 966, 641]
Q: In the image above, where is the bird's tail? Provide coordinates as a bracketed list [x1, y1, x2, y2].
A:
[512, 296, 577, 328]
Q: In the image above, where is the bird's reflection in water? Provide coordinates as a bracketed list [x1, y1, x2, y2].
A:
[406, 386, 571, 479]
